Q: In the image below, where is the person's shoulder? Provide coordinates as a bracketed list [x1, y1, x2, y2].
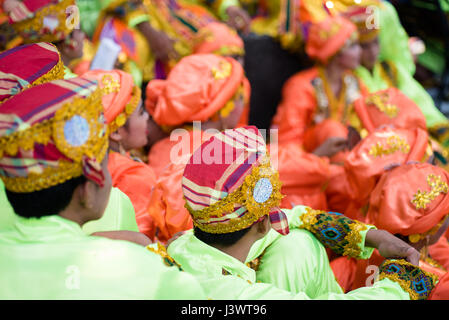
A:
[282, 67, 319, 94]
[286, 67, 319, 83]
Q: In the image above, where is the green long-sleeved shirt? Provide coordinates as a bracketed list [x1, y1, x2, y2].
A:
[0, 214, 205, 299]
[0, 181, 139, 235]
[168, 205, 411, 300]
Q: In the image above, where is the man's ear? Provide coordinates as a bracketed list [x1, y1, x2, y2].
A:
[109, 130, 123, 143]
[256, 215, 271, 235]
[77, 179, 96, 210]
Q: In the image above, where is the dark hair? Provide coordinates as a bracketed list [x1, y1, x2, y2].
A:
[194, 226, 252, 247]
[5, 175, 86, 218]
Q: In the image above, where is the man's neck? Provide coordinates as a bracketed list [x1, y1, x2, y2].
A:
[212, 239, 255, 264]
[324, 59, 346, 86]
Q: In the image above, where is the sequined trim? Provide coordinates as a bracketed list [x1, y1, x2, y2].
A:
[1, 86, 109, 193]
[186, 156, 284, 234]
[12, 0, 76, 43]
[368, 135, 411, 158]
[365, 91, 398, 118]
[0, 50, 64, 105]
[378, 259, 438, 300]
[299, 208, 367, 258]
[211, 60, 232, 80]
[108, 86, 142, 133]
[409, 215, 449, 244]
[411, 174, 448, 210]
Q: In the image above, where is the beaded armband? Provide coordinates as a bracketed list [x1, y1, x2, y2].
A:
[299, 208, 368, 258]
[378, 259, 438, 300]
[146, 242, 183, 271]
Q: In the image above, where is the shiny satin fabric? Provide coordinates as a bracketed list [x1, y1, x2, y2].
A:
[145, 54, 245, 126]
[271, 67, 320, 144]
[273, 141, 330, 211]
[354, 87, 427, 134]
[82, 69, 136, 125]
[0, 215, 206, 299]
[305, 15, 357, 64]
[193, 22, 244, 55]
[344, 126, 429, 210]
[428, 236, 449, 270]
[147, 130, 213, 243]
[366, 163, 449, 236]
[168, 205, 409, 300]
[108, 152, 157, 240]
[302, 118, 349, 163]
[1, 180, 139, 235]
[429, 271, 449, 300]
[299, 1, 415, 75]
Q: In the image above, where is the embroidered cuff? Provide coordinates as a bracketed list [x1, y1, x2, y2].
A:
[299, 207, 375, 259]
[378, 259, 438, 300]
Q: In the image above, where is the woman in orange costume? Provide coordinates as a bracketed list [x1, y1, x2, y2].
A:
[333, 163, 449, 295]
[144, 53, 249, 243]
[271, 15, 366, 213]
[82, 69, 158, 241]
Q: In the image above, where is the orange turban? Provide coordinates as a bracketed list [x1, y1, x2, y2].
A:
[145, 54, 247, 126]
[306, 15, 358, 64]
[345, 126, 429, 207]
[354, 87, 427, 134]
[193, 22, 244, 57]
[366, 163, 449, 241]
[82, 69, 141, 132]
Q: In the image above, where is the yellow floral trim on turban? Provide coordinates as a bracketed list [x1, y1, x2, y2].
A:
[213, 45, 245, 57]
[319, 22, 342, 41]
[12, 0, 76, 43]
[365, 92, 398, 118]
[211, 60, 232, 80]
[368, 135, 411, 158]
[186, 156, 284, 234]
[218, 84, 245, 119]
[108, 86, 142, 133]
[411, 174, 448, 210]
[408, 216, 448, 244]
